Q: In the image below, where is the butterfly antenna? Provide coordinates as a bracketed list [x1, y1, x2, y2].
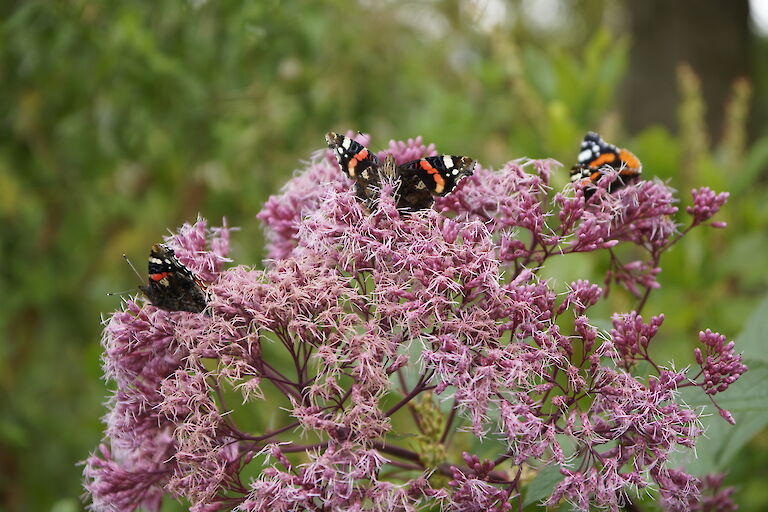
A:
[123, 253, 144, 282]
[356, 130, 381, 150]
[106, 288, 138, 297]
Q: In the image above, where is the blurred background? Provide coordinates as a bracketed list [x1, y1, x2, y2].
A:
[2, 0, 767, 510]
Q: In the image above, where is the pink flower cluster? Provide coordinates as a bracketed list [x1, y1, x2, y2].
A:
[84, 135, 742, 511]
[687, 187, 730, 227]
[695, 329, 747, 397]
[610, 312, 665, 370]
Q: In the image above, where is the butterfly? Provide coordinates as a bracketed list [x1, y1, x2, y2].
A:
[138, 244, 207, 313]
[570, 131, 642, 199]
[325, 132, 475, 212]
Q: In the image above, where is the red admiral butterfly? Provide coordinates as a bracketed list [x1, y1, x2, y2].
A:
[325, 132, 475, 212]
[570, 131, 642, 199]
[139, 244, 207, 313]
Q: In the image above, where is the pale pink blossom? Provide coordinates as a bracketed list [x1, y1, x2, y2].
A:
[85, 135, 741, 512]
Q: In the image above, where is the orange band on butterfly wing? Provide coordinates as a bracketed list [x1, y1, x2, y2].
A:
[588, 153, 617, 168]
[618, 149, 641, 171]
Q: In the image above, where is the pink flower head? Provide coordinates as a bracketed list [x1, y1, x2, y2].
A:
[164, 216, 232, 283]
[257, 155, 348, 260]
[86, 137, 743, 512]
[83, 444, 168, 512]
[558, 280, 603, 316]
[376, 134, 437, 164]
[691, 473, 738, 512]
[435, 160, 553, 240]
[448, 454, 514, 511]
[694, 329, 747, 395]
[655, 468, 702, 512]
[610, 311, 664, 368]
[575, 178, 678, 253]
[687, 187, 729, 225]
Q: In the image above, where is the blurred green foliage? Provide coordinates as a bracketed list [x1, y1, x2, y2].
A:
[1, 1, 766, 510]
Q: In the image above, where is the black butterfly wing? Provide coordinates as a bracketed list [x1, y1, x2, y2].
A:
[325, 132, 382, 184]
[397, 155, 475, 196]
[140, 244, 206, 313]
[575, 132, 620, 170]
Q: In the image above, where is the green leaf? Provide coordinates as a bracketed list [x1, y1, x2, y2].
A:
[732, 295, 768, 364]
[523, 464, 564, 507]
[675, 295, 768, 475]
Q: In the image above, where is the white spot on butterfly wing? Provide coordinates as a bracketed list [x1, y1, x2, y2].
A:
[442, 155, 454, 168]
[149, 257, 163, 264]
[342, 137, 352, 149]
[578, 149, 593, 162]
